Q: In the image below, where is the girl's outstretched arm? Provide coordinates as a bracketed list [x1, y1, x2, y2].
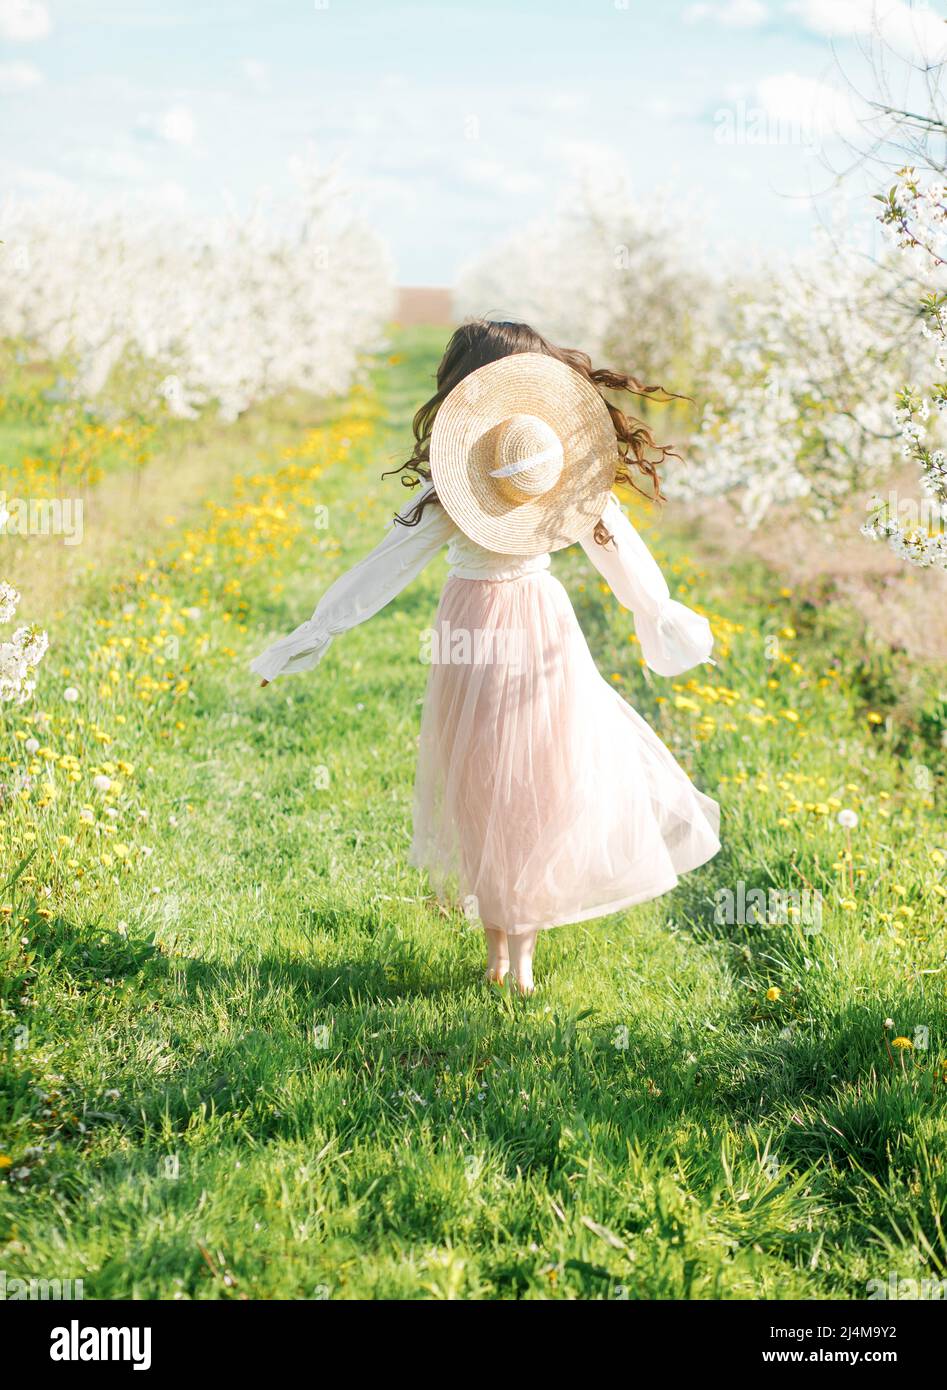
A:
[579, 494, 714, 678]
[251, 493, 456, 684]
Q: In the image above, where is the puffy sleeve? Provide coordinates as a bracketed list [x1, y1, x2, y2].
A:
[579, 494, 714, 678]
[250, 495, 457, 682]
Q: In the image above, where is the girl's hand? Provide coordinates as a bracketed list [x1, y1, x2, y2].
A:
[260, 679, 270, 687]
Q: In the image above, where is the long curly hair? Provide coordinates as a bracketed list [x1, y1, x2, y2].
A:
[384, 318, 684, 543]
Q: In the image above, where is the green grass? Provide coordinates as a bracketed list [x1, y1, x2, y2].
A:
[1, 327, 946, 1300]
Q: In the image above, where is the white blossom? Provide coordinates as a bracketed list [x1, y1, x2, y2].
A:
[0, 588, 48, 705]
[0, 159, 394, 421]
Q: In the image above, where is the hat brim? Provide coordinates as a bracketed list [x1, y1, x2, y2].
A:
[430, 353, 618, 556]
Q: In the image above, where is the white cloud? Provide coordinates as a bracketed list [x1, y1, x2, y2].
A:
[0, 59, 42, 92]
[787, 0, 875, 35]
[685, 0, 767, 26]
[157, 104, 196, 146]
[137, 103, 196, 147]
[242, 58, 270, 94]
[789, 0, 947, 63]
[72, 147, 148, 180]
[0, 0, 50, 41]
[756, 72, 861, 137]
[515, 89, 586, 117]
[0, 163, 76, 197]
[551, 139, 627, 183]
[462, 158, 543, 197]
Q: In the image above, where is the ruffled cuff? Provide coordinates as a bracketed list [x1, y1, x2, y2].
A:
[249, 624, 332, 682]
[636, 599, 714, 677]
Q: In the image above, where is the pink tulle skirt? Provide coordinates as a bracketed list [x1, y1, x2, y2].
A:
[409, 571, 721, 935]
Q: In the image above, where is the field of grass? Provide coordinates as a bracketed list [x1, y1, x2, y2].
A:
[2, 328, 947, 1300]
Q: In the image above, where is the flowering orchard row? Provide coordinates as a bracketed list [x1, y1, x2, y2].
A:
[0, 164, 393, 425]
[458, 179, 947, 571]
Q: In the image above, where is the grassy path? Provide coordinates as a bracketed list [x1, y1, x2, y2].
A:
[1, 331, 946, 1299]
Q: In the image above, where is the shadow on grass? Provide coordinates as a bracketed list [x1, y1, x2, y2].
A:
[13, 895, 946, 1219]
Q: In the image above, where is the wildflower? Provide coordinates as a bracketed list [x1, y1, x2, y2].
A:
[837, 808, 858, 829]
[63, 687, 79, 703]
[93, 774, 111, 793]
[891, 1036, 913, 1050]
[0, 583, 20, 625]
[765, 986, 781, 1001]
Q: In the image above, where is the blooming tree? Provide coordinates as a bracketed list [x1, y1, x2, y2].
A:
[668, 232, 925, 527]
[455, 180, 708, 389]
[0, 581, 48, 706]
[862, 169, 947, 568]
[0, 162, 394, 421]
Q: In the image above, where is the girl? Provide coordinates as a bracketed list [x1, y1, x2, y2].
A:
[252, 319, 720, 993]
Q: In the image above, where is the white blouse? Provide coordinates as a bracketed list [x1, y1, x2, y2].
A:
[249, 493, 714, 683]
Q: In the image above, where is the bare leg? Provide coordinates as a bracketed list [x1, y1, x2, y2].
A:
[483, 925, 509, 984]
[507, 929, 538, 995]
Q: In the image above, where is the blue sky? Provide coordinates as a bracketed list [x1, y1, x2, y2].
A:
[2, 0, 944, 282]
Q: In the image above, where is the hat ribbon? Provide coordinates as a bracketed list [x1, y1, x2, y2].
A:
[488, 446, 562, 479]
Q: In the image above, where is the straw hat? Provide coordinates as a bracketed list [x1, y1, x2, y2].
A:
[429, 352, 618, 556]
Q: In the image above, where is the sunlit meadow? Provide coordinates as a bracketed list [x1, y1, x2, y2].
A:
[0, 319, 945, 1299]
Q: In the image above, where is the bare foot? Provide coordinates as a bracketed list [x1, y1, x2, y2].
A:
[508, 930, 538, 996]
[483, 925, 509, 987]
